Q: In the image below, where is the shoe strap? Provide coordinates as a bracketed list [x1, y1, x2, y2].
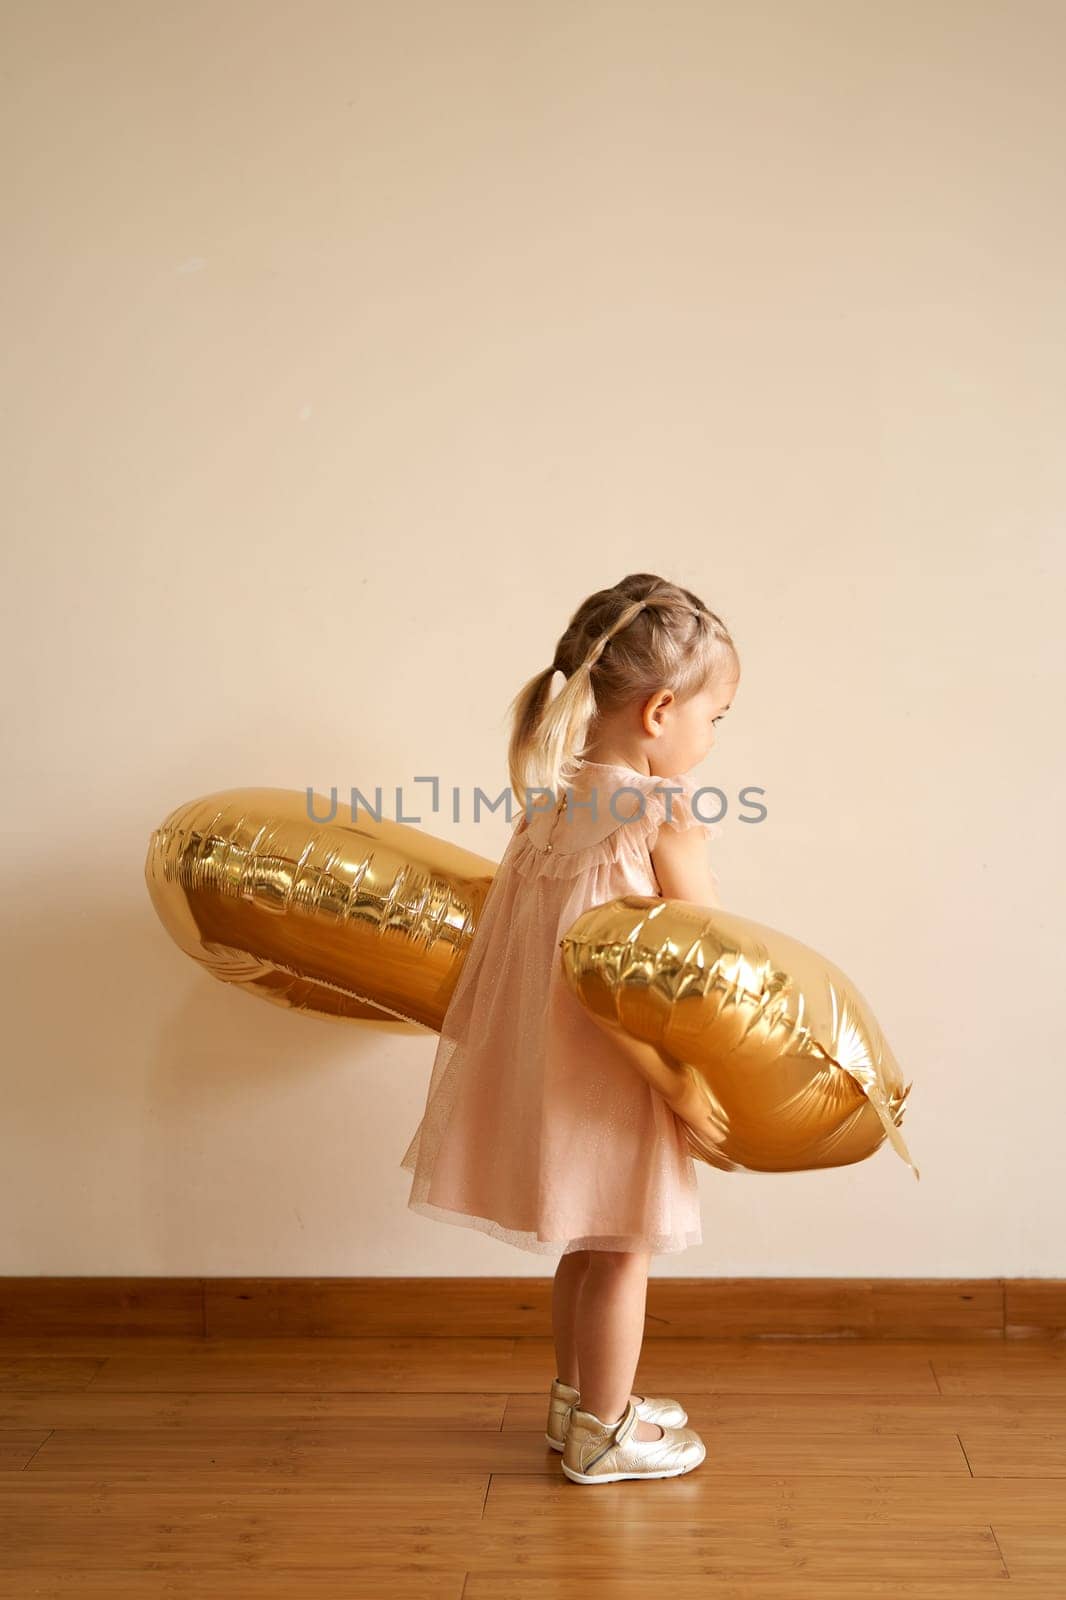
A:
[583, 1398, 637, 1471]
[615, 1398, 638, 1446]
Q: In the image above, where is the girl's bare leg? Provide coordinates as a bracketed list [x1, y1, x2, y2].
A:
[570, 1248, 664, 1441]
[551, 1248, 591, 1389]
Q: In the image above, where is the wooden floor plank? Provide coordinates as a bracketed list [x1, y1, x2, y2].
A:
[485, 1470, 1066, 1525]
[23, 1425, 550, 1476]
[463, 1583, 1064, 1600]
[0, 1357, 105, 1392]
[78, 1337, 947, 1394]
[4, 1580, 1056, 1600]
[0, 1501, 1007, 1579]
[0, 1390, 506, 1429]
[83, 1339, 518, 1392]
[0, 1571, 465, 1599]
[931, 1348, 1066, 1396]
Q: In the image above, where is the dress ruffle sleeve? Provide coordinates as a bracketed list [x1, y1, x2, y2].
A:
[640, 772, 723, 853]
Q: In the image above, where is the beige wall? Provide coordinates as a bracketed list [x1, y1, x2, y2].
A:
[3, 1, 1062, 1276]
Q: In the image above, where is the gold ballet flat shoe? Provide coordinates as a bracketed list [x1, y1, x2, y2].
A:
[560, 1396, 706, 1484]
[544, 1375, 688, 1451]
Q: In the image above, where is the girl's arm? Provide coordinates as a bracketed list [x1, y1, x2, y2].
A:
[650, 826, 721, 909]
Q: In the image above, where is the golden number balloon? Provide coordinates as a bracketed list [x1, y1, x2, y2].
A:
[559, 895, 918, 1180]
[147, 789, 917, 1177]
[145, 788, 496, 1029]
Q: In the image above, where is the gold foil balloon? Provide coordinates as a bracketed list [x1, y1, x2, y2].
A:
[559, 895, 918, 1180]
[145, 788, 496, 1029]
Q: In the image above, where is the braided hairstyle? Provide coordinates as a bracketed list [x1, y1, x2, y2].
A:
[506, 572, 738, 809]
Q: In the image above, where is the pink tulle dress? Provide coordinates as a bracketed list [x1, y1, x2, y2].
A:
[399, 759, 722, 1257]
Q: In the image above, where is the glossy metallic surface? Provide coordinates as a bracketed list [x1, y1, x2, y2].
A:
[560, 895, 919, 1179]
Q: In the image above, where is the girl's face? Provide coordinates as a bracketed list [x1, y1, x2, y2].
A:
[646, 673, 738, 776]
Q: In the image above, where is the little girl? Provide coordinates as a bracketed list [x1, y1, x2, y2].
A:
[400, 572, 740, 1484]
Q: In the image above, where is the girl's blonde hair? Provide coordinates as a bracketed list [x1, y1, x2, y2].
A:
[506, 572, 739, 809]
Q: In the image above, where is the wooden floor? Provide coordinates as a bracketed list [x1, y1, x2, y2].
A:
[1, 1333, 1064, 1597]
